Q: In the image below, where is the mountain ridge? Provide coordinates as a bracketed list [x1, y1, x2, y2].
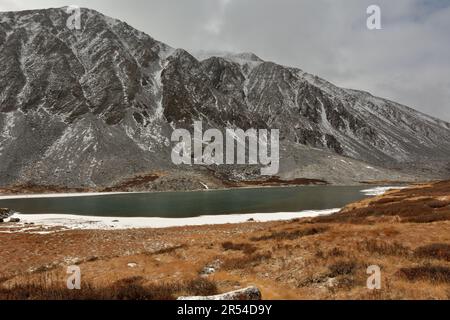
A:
[1, 7, 449, 189]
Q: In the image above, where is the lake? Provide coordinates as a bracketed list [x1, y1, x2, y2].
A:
[0, 186, 374, 218]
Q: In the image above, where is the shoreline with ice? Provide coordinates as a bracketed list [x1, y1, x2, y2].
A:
[0, 186, 406, 232]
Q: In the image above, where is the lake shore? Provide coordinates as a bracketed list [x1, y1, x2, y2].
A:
[0, 186, 403, 231]
[1, 181, 449, 300]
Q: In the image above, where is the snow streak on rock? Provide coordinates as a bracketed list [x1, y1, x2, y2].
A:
[0, 8, 450, 187]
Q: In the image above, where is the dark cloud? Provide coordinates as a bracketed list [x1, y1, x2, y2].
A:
[1, 0, 448, 121]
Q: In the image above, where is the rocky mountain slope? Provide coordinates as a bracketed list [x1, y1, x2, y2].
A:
[0, 7, 449, 189]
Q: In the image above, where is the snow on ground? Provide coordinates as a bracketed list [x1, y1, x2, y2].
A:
[0, 186, 406, 232]
[8, 209, 340, 232]
[360, 186, 407, 196]
[0, 192, 132, 200]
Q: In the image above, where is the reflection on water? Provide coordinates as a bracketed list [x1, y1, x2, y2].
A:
[0, 186, 371, 218]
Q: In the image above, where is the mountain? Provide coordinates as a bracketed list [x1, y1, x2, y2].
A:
[1, 7, 450, 190]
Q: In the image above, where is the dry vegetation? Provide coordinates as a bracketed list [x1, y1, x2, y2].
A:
[0, 274, 218, 300]
[0, 181, 450, 300]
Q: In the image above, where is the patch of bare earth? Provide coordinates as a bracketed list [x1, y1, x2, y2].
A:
[1, 180, 450, 300]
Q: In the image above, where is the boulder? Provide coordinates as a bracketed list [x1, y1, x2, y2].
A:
[178, 286, 262, 301]
[0, 208, 13, 219]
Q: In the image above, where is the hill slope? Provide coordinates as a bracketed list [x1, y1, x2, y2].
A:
[0, 7, 449, 188]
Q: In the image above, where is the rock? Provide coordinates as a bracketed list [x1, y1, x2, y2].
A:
[0, 219, 3, 223]
[208, 259, 222, 269]
[247, 218, 255, 222]
[178, 286, 262, 301]
[9, 218, 20, 223]
[325, 277, 338, 288]
[127, 263, 138, 268]
[0, 208, 13, 219]
[200, 267, 216, 276]
[200, 259, 222, 276]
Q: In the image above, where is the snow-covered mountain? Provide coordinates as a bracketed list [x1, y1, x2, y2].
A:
[0, 7, 449, 188]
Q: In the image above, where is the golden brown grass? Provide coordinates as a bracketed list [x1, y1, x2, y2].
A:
[250, 226, 328, 242]
[0, 273, 218, 300]
[222, 242, 257, 255]
[222, 252, 272, 270]
[397, 266, 450, 284]
[1, 180, 450, 300]
[413, 244, 450, 262]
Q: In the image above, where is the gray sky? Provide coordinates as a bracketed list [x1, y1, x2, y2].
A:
[1, 0, 449, 121]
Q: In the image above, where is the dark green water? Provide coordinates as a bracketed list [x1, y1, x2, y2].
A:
[0, 186, 372, 218]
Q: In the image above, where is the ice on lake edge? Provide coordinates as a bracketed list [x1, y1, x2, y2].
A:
[0, 186, 405, 232]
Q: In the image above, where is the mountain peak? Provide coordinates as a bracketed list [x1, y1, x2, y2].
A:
[1, 8, 450, 188]
[194, 50, 263, 64]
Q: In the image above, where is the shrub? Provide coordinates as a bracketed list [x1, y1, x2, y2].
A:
[327, 247, 345, 258]
[183, 278, 218, 296]
[360, 240, 410, 257]
[427, 200, 449, 209]
[0, 274, 218, 300]
[222, 242, 257, 255]
[397, 265, 450, 283]
[414, 244, 450, 262]
[222, 252, 272, 270]
[328, 261, 357, 277]
[402, 212, 450, 224]
[250, 227, 328, 242]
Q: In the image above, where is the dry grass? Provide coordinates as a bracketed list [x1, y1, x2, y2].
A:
[327, 261, 358, 277]
[315, 247, 345, 259]
[0, 274, 218, 300]
[149, 245, 187, 255]
[428, 200, 450, 209]
[359, 239, 410, 257]
[414, 244, 450, 262]
[402, 212, 450, 224]
[397, 265, 450, 284]
[250, 226, 328, 242]
[222, 252, 272, 270]
[222, 242, 257, 255]
[319, 181, 450, 225]
[1, 180, 450, 300]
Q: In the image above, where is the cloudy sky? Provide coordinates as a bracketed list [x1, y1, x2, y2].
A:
[1, 0, 449, 121]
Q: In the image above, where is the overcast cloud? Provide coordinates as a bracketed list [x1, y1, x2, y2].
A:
[1, 0, 449, 121]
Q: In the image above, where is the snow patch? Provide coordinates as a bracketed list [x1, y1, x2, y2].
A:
[0, 192, 132, 200]
[11, 208, 340, 231]
[360, 186, 407, 196]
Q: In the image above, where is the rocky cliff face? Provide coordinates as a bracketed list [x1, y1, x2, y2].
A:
[1, 7, 449, 188]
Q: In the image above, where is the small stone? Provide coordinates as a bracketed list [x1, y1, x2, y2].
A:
[127, 263, 138, 268]
[9, 218, 20, 223]
[325, 277, 338, 288]
[178, 286, 262, 301]
[201, 267, 216, 275]
[247, 218, 255, 222]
